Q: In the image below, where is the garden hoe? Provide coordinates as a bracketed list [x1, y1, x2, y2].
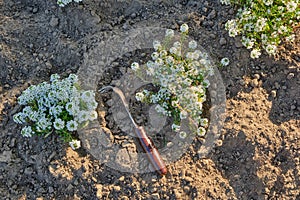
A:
[99, 86, 167, 175]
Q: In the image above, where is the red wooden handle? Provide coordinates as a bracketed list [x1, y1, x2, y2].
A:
[135, 126, 167, 175]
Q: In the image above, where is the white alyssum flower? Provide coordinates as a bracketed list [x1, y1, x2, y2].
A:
[165, 29, 174, 37]
[171, 124, 181, 132]
[89, 110, 98, 121]
[186, 52, 193, 60]
[66, 120, 78, 132]
[170, 47, 181, 56]
[69, 139, 81, 150]
[28, 111, 39, 122]
[49, 105, 63, 118]
[21, 126, 33, 138]
[278, 25, 288, 34]
[250, 49, 261, 59]
[225, 19, 240, 37]
[220, 57, 230, 66]
[179, 131, 187, 139]
[196, 127, 206, 136]
[261, 34, 268, 45]
[155, 104, 168, 116]
[50, 74, 60, 82]
[188, 40, 197, 49]
[131, 62, 139, 71]
[160, 50, 168, 57]
[180, 23, 189, 33]
[65, 101, 77, 115]
[203, 79, 210, 88]
[255, 17, 267, 32]
[220, 0, 231, 5]
[263, 0, 273, 6]
[57, 0, 82, 7]
[286, 34, 295, 42]
[13, 113, 26, 124]
[153, 40, 162, 51]
[180, 110, 188, 119]
[135, 92, 145, 101]
[151, 52, 159, 60]
[286, 1, 298, 12]
[265, 44, 277, 55]
[37, 116, 52, 131]
[242, 36, 255, 49]
[77, 111, 90, 123]
[243, 23, 254, 31]
[54, 118, 65, 130]
[173, 41, 181, 48]
[200, 118, 209, 128]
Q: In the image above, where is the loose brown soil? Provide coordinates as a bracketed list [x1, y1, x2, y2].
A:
[0, 0, 299, 199]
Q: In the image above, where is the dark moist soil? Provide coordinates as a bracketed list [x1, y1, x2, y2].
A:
[1, 0, 299, 199]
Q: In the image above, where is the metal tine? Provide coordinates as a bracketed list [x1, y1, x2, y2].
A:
[99, 85, 114, 93]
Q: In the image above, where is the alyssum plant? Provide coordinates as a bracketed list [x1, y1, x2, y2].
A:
[13, 74, 98, 150]
[221, 0, 300, 59]
[57, 0, 82, 7]
[131, 24, 213, 139]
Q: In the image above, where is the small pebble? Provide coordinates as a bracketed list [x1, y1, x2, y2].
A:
[119, 176, 125, 181]
[48, 186, 54, 193]
[209, 33, 216, 39]
[237, 79, 245, 86]
[287, 73, 294, 80]
[271, 90, 277, 98]
[114, 186, 121, 191]
[131, 13, 137, 19]
[184, 176, 194, 182]
[151, 193, 160, 200]
[282, 85, 287, 90]
[32, 7, 38, 14]
[166, 142, 173, 148]
[208, 9, 216, 19]
[254, 74, 260, 79]
[173, 189, 182, 198]
[219, 38, 226, 45]
[92, 177, 97, 182]
[250, 79, 259, 87]
[234, 38, 243, 48]
[183, 186, 190, 193]
[50, 17, 59, 27]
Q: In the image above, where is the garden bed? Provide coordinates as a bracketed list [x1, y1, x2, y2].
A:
[0, 0, 299, 199]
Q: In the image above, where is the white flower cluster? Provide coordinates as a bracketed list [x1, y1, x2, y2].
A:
[222, 0, 300, 59]
[220, 0, 231, 5]
[132, 24, 212, 137]
[220, 57, 230, 66]
[13, 74, 98, 149]
[57, 0, 82, 7]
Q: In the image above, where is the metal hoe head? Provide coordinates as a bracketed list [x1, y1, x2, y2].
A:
[99, 85, 114, 94]
[99, 85, 138, 127]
